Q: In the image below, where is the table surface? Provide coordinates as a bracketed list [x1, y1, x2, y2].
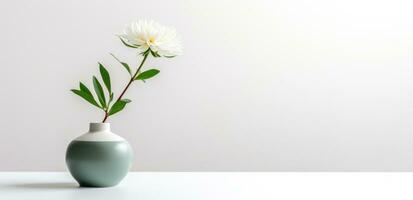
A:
[1, 172, 413, 200]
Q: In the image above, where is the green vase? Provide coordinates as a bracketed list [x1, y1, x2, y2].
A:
[66, 123, 133, 187]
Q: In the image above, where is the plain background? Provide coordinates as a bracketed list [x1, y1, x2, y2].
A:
[1, 0, 413, 171]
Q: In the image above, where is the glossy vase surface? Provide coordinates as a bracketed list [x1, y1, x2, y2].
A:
[66, 123, 133, 187]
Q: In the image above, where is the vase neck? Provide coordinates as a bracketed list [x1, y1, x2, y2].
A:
[89, 123, 110, 132]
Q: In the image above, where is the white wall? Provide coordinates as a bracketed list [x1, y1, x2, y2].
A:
[1, 0, 413, 171]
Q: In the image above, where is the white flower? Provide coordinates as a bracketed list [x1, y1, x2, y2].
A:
[120, 20, 183, 57]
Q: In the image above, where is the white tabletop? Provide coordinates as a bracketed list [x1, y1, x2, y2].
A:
[1, 172, 413, 200]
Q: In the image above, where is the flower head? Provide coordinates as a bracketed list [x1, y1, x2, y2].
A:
[120, 20, 183, 57]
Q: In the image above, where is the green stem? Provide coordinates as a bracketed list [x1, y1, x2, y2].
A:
[102, 110, 108, 122]
[101, 53, 149, 123]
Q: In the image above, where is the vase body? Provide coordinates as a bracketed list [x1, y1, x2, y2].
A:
[66, 123, 133, 187]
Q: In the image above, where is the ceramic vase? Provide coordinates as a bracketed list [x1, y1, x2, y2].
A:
[66, 123, 133, 187]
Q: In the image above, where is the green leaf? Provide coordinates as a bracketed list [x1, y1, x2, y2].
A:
[150, 50, 161, 57]
[110, 53, 132, 76]
[71, 89, 101, 108]
[108, 99, 131, 116]
[135, 69, 160, 81]
[109, 92, 114, 102]
[119, 37, 138, 48]
[93, 76, 106, 108]
[99, 63, 111, 93]
[122, 99, 132, 103]
[79, 82, 93, 96]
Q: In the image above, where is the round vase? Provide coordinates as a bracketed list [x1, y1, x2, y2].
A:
[66, 123, 133, 187]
